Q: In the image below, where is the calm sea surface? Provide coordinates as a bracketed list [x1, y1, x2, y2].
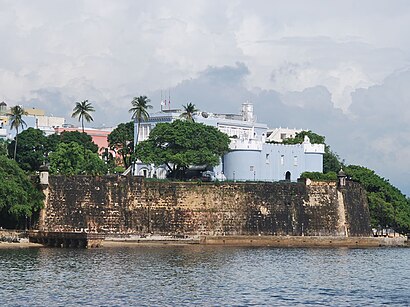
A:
[0, 245, 409, 306]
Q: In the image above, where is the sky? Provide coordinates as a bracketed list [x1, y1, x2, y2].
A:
[2, 0, 410, 195]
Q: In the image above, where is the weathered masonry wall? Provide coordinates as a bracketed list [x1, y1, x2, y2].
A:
[39, 176, 371, 237]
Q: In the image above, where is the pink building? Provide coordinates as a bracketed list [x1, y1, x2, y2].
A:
[54, 126, 113, 154]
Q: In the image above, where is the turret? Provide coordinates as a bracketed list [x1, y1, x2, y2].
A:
[338, 168, 347, 187]
[39, 164, 49, 187]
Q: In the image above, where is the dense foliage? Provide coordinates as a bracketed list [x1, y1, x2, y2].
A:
[50, 131, 99, 153]
[9, 129, 100, 173]
[71, 100, 95, 133]
[0, 156, 44, 228]
[136, 120, 230, 178]
[49, 142, 107, 175]
[300, 171, 337, 181]
[8, 128, 48, 171]
[8, 105, 27, 160]
[0, 139, 9, 156]
[282, 130, 341, 173]
[291, 131, 410, 234]
[344, 165, 410, 233]
[282, 130, 325, 145]
[107, 121, 134, 168]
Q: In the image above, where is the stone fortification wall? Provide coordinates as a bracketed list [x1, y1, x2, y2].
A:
[39, 176, 371, 237]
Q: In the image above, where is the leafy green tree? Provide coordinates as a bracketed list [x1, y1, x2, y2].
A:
[129, 96, 152, 146]
[58, 131, 99, 153]
[136, 120, 230, 178]
[281, 130, 342, 173]
[282, 130, 325, 145]
[0, 139, 9, 156]
[7, 129, 99, 172]
[0, 156, 44, 229]
[107, 122, 134, 168]
[300, 171, 337, 181]
[283, 130, 410, 234]
[45, 133, 61, 155]
[180, 102, 198, 122]
[101, 147, 116, 173]
[49, 142, 107, 175]
[8, 128, 48, 172]
[344, 165, 410, 234]
[323, 147, 342, 173]
[71, 100, 95, 133]
[8, 105, 27, 160]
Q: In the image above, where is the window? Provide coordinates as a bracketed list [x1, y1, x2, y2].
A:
[265, 154, 270, 164]
[280, 155, 284, 165]
[250, 165, 254, 171]
[294, 156, 298, 166]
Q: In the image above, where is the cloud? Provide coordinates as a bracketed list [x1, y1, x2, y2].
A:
[1, 0, 410, 194]
[155, 63, 410, 195]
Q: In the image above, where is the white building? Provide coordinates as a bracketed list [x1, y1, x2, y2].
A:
[0, 102, 66, 138]
[134, 103, 325, 181]
[266, 127, 304, 143]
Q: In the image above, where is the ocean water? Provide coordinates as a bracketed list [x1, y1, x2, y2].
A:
[0, 245, 409, 306]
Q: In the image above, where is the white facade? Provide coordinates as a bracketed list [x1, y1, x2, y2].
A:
[134, 103, 325, 181]
[266, 127, 304, 143]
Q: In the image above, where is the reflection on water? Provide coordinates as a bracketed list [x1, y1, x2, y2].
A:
[1, 246, 409, 306]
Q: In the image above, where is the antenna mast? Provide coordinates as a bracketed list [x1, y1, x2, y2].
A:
[168, 89, 171, 110]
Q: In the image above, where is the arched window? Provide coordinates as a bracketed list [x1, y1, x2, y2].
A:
[285, 171, 291, 181]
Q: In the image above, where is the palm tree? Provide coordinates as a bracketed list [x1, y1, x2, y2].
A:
[129, 96, 153, 146]
[71, 100, 95, 133]
[8, 105, 27, 160]
[180, 102, 198, 122]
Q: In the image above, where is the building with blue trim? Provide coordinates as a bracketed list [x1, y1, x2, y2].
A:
[134, 103, 324, 181]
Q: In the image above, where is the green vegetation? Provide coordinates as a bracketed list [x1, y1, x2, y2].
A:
[300, 171, 337, 181]
[2, 100, 409, 234]
[287, 130, 410, 234]
[8, 128, 48, 172]
[0, 139, 9, 156]
[49, 142, 107, 176]
[282, 130, 325, 145]
[180, 102, 198, 122]
[136, 120, 230, 178]
[282, 130, 341, 173]
[129, 96, 152, 145]
[8, 105, 27, 160]
[0, 155, 44, 229]
[107, 121, 134, 169]
[71, 100, 95, 133]
[344, 165, 410, 234]
[57, 131, 99, 153]
[10, 129, 100, 173]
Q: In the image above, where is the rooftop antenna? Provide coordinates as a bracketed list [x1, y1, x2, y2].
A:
[168, 89, 171, 110]
[160, 90, 163, 111]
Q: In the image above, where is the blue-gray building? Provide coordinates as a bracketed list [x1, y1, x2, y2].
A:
[134, 103, 324, 181]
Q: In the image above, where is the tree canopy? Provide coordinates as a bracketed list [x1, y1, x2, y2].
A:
[0, 155, 44, 228]
[0, 139, 9, 156]
[58, 131, 99, 153]
[49, 142, 107, 176]
[344, 165, 410, 234]
[8, 105, 27, 160]
[282, 130, 325, 145]
[180, 102, 198, 122]
[129, 96, 152, 122]
[107, 121, 134, 168]
[292, 130, 410, 234]
[282, 130, 341, 173]
[8, 127, 48, 172]
[136, 120, 230, 178]
[71, 100, 95, 133]
[8, 129, 100, 172]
